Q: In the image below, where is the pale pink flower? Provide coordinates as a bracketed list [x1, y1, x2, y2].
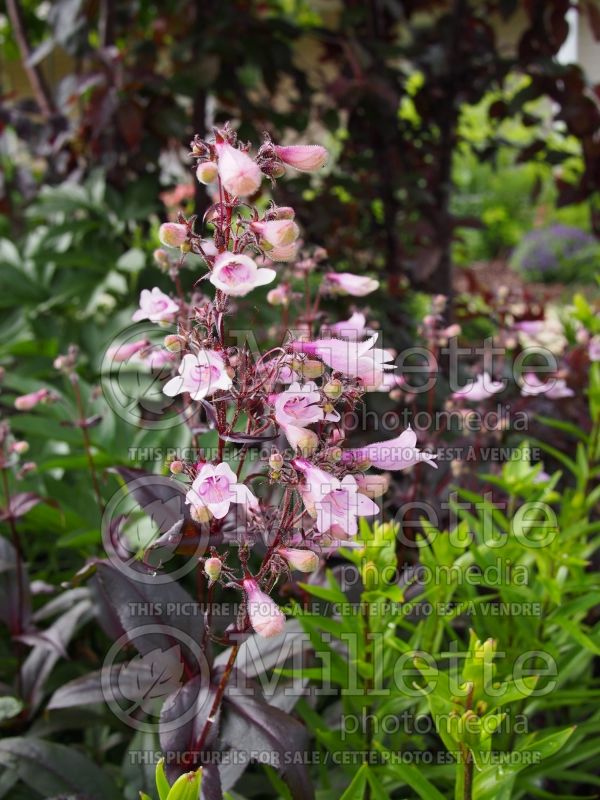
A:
[274, 144, 328, 172]
[163, 351, 232, 401]
[251, 220, 299, 248]
[159, 223, 188, 248]
[277, 547, 319, 573]
[186, 462, 258, 520]
[267, 242, 299, 262]
[273, 381, 326, 428]
[204, 557, 222, 582]
[209, 253, 276, 297]
[293, 458, 378, 537]
[106, 338, 149, 363]
[14, 388, 53, 411]
[196, 161, 218, 185]
[344, 427, 438, 471]
[280, 423, 319, 455]
[267, 285, 290, 306]
[327, 312, 368, 341]
[589, 335, 600, 362]
[520, 374, 574, 399]
[132, 288, 179, 324]
[143, 349, 177, 370]
[325, 273, 379, 297]
[452, 372, 504, 402]
[216, 141, 262, 197]
[243, 578, 286, 638]
[291, 334, 395, 390]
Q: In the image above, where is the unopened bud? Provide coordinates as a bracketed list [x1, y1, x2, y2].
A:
[323, 379, 343, 400]
[196, 161, 218, 185]
[269, 451, 284, 471]
[170, 460, 184, 475]
[278, 547, 319, 573]
[271, 206, 295, 220]
[164, 334, 184, 352]
[12, 441, 30, 455]
[159, 222, 188, 248]
[204, 557, 222, 582]
[153, 248, 170, 269]
[297, 359, 325, 379]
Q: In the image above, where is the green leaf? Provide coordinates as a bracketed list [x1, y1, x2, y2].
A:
[155, 758, 170, 800]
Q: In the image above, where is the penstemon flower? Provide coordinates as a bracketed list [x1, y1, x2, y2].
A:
[163, 351, 232, 400]
[132, 287, 179, 324]
[135, 121, 448, 768]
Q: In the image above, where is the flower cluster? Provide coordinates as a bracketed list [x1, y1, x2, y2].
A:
[129, 124, 436, 639]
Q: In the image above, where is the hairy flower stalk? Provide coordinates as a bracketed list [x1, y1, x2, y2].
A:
[135, 122, 437, 768]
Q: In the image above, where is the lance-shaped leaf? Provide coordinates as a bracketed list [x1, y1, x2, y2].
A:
[0, 536, 31, 634]
[93, 562, 204, 673]
[219, 688, 314, 800]
[160, 674, 219, 784]
[119, 645, 185, 714]
[0, 737, 120, 799]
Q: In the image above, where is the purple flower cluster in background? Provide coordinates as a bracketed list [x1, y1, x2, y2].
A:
[510, 224, 598, 284]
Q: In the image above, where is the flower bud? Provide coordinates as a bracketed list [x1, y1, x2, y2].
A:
[153, 248, 170, 269]
[269, 451, 284, 471]
[17, 462, 36, 478]
[216, 141, 262, 197]
[170, 460, 184, 475]
[274, 144, 328, 172]
[323, 379, 343, 400]
[164, 334, 185, 352]
[293, 359, 324, 379]
[159, 222, 188, 248]
[14, 388, 52, 411]
[271, 206, 295, 220]
[267, 286, 289, 306]
[243, 578, 286, 637]
[12, 441, 29, 455]
[277, 547, 319, 573]
[196, 161, 218, 185]
[107, 338, 149, 363]
[283, 424, 318, 456]
[251, 220, 300, 249]
[443, 324, 461, 339]
[204, 557, 222, 582]
[268, 242, 299, 262]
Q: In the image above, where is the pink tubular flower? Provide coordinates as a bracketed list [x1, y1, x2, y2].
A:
[209, 253, 276, 297]
[14, 388, 53, 411]
[520, 373, 574, 399]
[452, 372, 504, 402]
[267, 242, 299, 262]
[291, 334, 395, 390]
[186, 462, 258, 520]
[293, 458, 378, 537]
[243, 578, 286, 638]
[274, 144, 328, 172]
[274, 381, 326, 428]
[280, 423, 319, 455]
[163, 350, 232, 400]
[106, 338, 149, 363]
[325, 273, 379, 297]
[251, 220, 300, 249]
[344, 427, 438, 471]
[328, 312, 368, 340]
[277, 547, 319, 573]
[216, 141, 262, 197]
[159, 223, 188, 248]
[142, 349, 177, 370]
[132, 288, 179, 324]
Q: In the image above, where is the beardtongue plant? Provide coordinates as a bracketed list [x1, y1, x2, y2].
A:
[111, 124, 438, 796]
